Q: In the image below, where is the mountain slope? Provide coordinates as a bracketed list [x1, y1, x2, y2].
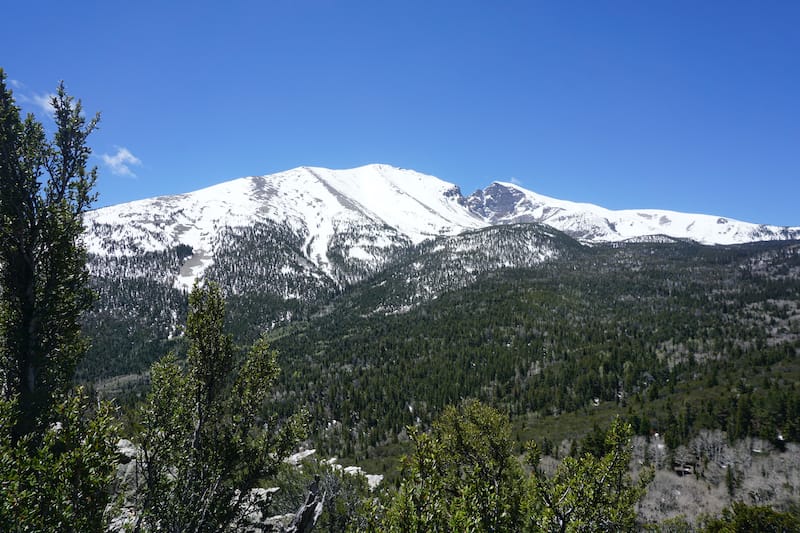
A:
[83, 163, 800, 302]
[466, 182, 800, 245]
[267, 238, 800, 460]
[339, 223, 582, 315]
[86, 165, 800, 263]
[84, 164, 484, 290]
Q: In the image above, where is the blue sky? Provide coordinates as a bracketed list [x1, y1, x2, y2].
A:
[3, 1, 798, 225]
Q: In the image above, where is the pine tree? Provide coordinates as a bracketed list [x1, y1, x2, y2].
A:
[0, 68, 98, 439]
[0, 69, 118, 532]
[526, 417, 653, 532]
[0, 387, 119, 531]
[384, 400, 525, 532]
[133, 280, 307, 532]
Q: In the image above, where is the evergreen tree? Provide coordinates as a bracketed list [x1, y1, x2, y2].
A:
[701, 502, 800, 532]
[382, 405, 653, 532]
[0, 69, 118, 531]
[525, 417, 653, 532]
[0, 388, 119, 531]
[0, 69, 98, 438]
[133, 280, 307, 532]
[384, 400, 525, 532]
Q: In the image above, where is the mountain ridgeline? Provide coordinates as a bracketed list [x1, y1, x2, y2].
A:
[81, 165, 800, 465]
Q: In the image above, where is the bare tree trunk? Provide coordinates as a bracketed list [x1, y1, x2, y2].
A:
[286, 475, 324, 533]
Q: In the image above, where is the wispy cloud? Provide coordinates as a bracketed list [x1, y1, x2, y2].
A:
[17, 91, 56, 116]
[509, 176, 524, 186]
[4, 79, 55, 116]
[101, 147, 142, 177]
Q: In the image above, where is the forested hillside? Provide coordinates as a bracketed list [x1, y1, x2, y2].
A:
[71, 159, 800, 529]
[5, 54, 800, 529]
[81, 228, 800, 465]
[264, 238, 800, 462]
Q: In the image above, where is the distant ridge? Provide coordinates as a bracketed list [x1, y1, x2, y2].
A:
[84, 164, 800, 289]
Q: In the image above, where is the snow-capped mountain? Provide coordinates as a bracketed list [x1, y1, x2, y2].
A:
[84, 164, 800, 292]
[466, 182, 800, 245]
[80, 164, 800, 382]
[84, 164, 484, 289]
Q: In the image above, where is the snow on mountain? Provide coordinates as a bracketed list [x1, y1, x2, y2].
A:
[466, 182, 800, 245]
[357, 223, 575, 315]
[84, 164, 800, 290]
[84, 164, 484, 289]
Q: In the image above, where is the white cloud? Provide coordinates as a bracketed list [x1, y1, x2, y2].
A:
[17, 92, 56, 116]
[30, 93, 55, 115]
[509, 176, 524, 186]
[6, 78, 56, 116]
[101, 147, 142, 177]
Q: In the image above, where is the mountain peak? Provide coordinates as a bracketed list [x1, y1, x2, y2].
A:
[466, 182, 528, 221]
[84, 164, 800, 290]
